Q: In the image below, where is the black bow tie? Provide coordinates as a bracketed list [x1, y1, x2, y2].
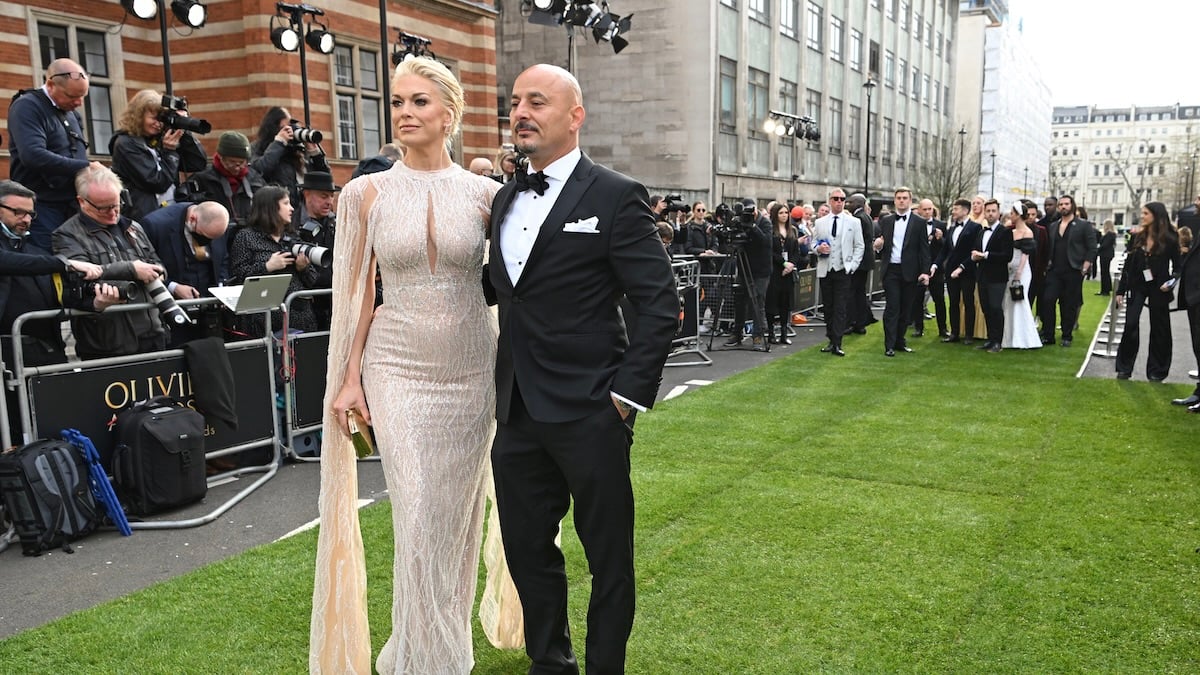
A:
[897, 214, 907, 221]
[515, 170, 549, 196]
[982, 225, 992, 231]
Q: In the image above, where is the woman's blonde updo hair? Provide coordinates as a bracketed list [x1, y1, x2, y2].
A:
[393, 57, 464, 137]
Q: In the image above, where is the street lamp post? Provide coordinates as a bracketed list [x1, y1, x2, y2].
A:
[1023, 166, 1028, 196]
[989, 150, 996, 197]
[863, 78, 876, 197]
[957, 125, 967, 185]
[1190, 152, 1199, 203]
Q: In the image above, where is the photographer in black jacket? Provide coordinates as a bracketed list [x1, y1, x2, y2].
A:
[722, 198, 773, 352]
[109, 89, 207, 222]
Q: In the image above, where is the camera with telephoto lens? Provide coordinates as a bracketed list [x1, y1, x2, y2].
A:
[282, 236, 331, 268]
[66, 271, 136, 303]
[710, 201, 755, 249]
[288, 121, 323, 149]
[158, 95, 212, 135]
[143, 277, 192, 326]
[662, 193, 690, 215]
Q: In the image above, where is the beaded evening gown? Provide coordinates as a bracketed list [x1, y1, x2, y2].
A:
[310, 161, 504, 674]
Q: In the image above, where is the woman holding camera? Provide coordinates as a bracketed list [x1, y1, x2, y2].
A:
[110, 89, 207, 222]
[227, 185, 319, 337]
[250, 106, 329, 207]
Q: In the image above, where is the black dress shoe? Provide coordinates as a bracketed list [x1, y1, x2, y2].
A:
[832, 347, 845, 357]
[851, 327, 867, 334]
[976, 342, 991, 350]
[1061, 339, 1072, 347]
[962, 338, 974, 346]
[1189, 402, 1200, 413]
[1116, 372, 1131, 380]
[912, 330, 924, 337]
[899, 346, 914, 353]
[820, 343, 834, 353]
[1172, 395, 1200, 406]
[942, 336, 959, 343]
[723, 336, 743, 347]
[987, 344, 1002, 353]
[885, 349, 896, 357]
[1040, 337, 1055, 345]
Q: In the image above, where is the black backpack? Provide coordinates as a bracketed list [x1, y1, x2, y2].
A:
[0, 439, 101, 556]
[112, 397, 208, 516]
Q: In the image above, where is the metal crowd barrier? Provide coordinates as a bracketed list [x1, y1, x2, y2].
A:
[4, 299, 281, 529]
[664, 259, 711, 367]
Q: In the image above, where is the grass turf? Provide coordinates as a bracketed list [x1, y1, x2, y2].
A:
[2, 286, 1198, 673]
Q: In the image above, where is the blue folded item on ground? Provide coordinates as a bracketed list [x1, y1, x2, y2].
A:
[62, 428, 131, 537]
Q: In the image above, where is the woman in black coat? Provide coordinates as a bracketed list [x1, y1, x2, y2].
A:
[765, 202, 802, 345]
[1115, 202, 1179, 381]
[1096, 219, 1117, 295]
[109, 89, 206, 222]
[228, 185, 320, 337]
[249, 106, 330, 207]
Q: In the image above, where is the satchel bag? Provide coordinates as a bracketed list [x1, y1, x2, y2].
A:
[1009, 280, 1025, 302]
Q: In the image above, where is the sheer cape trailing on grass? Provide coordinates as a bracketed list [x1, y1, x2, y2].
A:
[309, 165, 522, 673]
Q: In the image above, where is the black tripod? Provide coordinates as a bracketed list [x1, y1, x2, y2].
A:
[707, 244, 766, 351]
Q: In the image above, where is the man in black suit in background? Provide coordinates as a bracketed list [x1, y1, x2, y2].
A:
[1174, 228, 1200, 410]
[1039, 194, 1097, 347]
[141, 200, 230, 346]
[933, 198, 979, 344]
[912, 198, 947, 338]
[872, 187, 930, 356]
[846, 192, 877, 333]
[488, 64, 678, 675]
[970, 199, 1014, 352]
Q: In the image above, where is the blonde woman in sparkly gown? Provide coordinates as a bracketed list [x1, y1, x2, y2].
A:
[310, 57, 512, 674]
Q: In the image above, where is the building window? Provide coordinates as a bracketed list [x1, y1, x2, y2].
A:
[868, 112, 878, 160]
[830, 16, 844, 62]
[868, 40, 880, 76]
[897, 122, 907, 161]
[37, 21, 116, 155]
[829, 98, 843, 155]
[849, 29, 863, 71]
[914, 12, 922, 41]
[925, 21, 933, 48]
[748, 0, 769, 23]
[332, 44, 383, 160]
[911, 66, 920, 100]
[932, 79, 940, 111]
[898, 59, 907, 95]
[882, 116, 893, 163]
[780, 0, 799, 38]
[806, 2, 823, 51]
[884, 50, 895, 87]
[909, 127, 918, 168]
[922, 74, 931, 106]
[719, 0, 736, 7]
[748, 68, 769, 136]
[779, 79, 798, 115]
[848, 104, 861, 159]
[805, 88, 822, 150]
[899, 1, 909, 30]
[719, 58, 737, 133]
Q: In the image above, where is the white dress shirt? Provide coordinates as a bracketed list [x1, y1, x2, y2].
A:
[499, 147, 582, 285]
[890, 212, 910, 264]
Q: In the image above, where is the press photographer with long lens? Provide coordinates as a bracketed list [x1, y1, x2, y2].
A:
[52, 166, 182, 360]
[228, 185, 320, 337]
[110, 90, 208, 222]
[251, 106, 329, 208]
[719, 198, 772, 351]
[290, 171, 338, 329]
[142, 200, 231, 346]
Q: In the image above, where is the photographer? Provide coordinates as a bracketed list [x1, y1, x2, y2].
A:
[110, 90, 207, 222]
[142, 201, 230, 346]
[52, 166, 173, 359]
[291, 171, 338, 329]
[178, 131, 265, 228]
[251, 107, 329, 207]
[721, 199, 772, 351]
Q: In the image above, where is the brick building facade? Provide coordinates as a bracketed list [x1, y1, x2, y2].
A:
[0, 0, 499, 186]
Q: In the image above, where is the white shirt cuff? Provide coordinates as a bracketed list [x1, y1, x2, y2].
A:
[611, 391, 647, 413]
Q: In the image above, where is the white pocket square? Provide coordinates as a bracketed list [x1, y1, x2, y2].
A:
[563, 216, 600, 233]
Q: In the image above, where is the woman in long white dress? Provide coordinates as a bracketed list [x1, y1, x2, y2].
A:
[310, 57, 516, 674]
[1002, 203, 1043, 349]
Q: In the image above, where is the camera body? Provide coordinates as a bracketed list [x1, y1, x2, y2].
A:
[288, 121, 323, 149]
[282, 235, 331, 268]
[661, 193, 690, 216]
[158, 95, 212, 135]
[66, 275, 137, 304]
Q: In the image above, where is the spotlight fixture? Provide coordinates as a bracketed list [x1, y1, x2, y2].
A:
[522, 0, 633, 52]
[391, 31, 435, 66]
[171, 0, 207, 28]
[306, 21, 335, 54]
[121, 0, 158, 20]
[271, 23, 300, 52]
[763, 111, 820, 142]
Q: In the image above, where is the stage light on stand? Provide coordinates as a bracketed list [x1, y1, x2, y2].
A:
[306, 21, 335, 54]
[764, 110, 821, 142]
[171, 0, 206, 28]
[521, 0, 634, 56]
[391, 31, 435, 66]
[121, 0, 158, 20]
[272, 23, 300, 51]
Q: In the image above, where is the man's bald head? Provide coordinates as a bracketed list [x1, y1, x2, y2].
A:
[520, 64, 583, 106]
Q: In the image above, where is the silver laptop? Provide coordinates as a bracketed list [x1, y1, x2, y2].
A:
[209, 275, 292, 314]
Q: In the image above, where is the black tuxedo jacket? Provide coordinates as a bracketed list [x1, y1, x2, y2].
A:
[141, 202, 230, 289]
[487, 152, 677, 424]
[0, 238, 70, 335]
[1047, 217, 1098, 272]
[925, 218, 947, 275]
[851, 208, 875, 275]
[877, 212, 931, 282]
[1177, 244, 1200, 310]
[974, 223, 1014, 285]
[938, 220, 981, 278]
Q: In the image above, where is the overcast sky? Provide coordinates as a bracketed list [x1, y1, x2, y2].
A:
[1011, 0, 1193, 108]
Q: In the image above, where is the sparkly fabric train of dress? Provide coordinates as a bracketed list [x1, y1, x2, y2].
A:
[1002, 237, 1042, 349]
[310, 161, 514, 674]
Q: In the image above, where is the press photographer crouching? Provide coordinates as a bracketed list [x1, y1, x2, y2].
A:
[52, 166, 179, 359]
[142, 200, 231, 346]
[718, 199, 773, 351]
[291, 171, 338, 330]
[109, 90, 208, 222]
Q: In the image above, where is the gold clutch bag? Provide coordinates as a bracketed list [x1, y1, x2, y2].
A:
[346, 408, 375, 458]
